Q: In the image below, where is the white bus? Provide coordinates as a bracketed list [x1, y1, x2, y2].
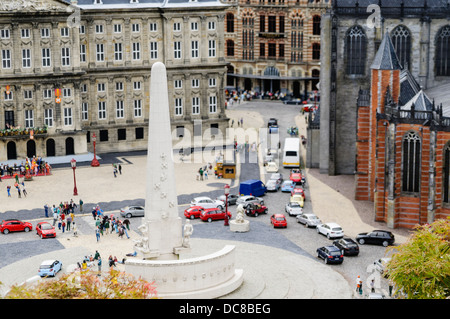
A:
[282, 138, 300, 168]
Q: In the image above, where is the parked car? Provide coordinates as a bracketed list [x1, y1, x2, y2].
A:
[184, 206, 205, 219]
[270, 214, 287, 228]
[190, 196, 224, 210]
[266, 179, 281, 192]
[120, 205, 145, 218]
[316, 222, 344, 239]
[356, 230, 395, 247]
[38, 259, 62, 277]
[244, 203, 268, 217]
[283, 98, 302, 105]
[285, 202, 303, 216]
[333, 238, 360, 256]
[291, 187, 305, 199]
[289, 169, 302, 183]
[199, 208, 232, 223]
[316, 246, 344, 264]
[296, 213, 322, 228]
[265, 161, 279, 173]
[236, 195, 264, 207]
[267, 118, 278, 128]
[281, 180, 295, 192]
[36, 222, 56, 239]
[0, 219, 32, 234]
[290, 194, 304, 207]
[216, 194, 239, 206]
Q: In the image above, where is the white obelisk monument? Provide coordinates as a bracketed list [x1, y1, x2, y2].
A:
[133, 62, 187, 260]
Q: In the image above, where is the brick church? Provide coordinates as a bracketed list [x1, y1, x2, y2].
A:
[355, 32, 450, 229]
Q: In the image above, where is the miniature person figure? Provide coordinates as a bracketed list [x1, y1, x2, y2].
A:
[182, 220, 194, 248]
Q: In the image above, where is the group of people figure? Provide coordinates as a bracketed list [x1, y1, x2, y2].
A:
[49, 199, 79, 233]
[78, 251, 127, 275]
[0, 156, 51, 181]
[94, 212, 131, 241]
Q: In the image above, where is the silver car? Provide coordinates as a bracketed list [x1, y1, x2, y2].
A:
[190, 196, 225, 210]
[296, 213, 322, 227]
[120, 205, 145, 218]
[285, 202, 303, 216]
[236, 195, 264, 207]
[266, 179, 280, 192]
[216, 194, 239, 205]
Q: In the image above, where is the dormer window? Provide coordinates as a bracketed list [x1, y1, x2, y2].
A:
[94, 0, 102, 4]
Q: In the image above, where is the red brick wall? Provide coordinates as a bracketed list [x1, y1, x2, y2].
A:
[355, 104, 370, 200]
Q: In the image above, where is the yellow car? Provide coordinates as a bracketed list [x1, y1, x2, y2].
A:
[290, 194, 304, 208]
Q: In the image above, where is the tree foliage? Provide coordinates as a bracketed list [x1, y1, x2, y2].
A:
[385, 218, 450, 299]
[3, 269, 157, 299]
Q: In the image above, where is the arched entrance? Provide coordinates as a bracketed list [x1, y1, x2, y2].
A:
[7, 141, 17, 160]
[263, 66, 280, 93]
[46, 138, 56, 157]
[293, 81, 301, 98]
[65, 137, 75, 155]
[26, 140, 36, 158]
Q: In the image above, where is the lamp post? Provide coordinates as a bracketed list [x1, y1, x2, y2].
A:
[71, 158, 78, 196]
[91, 133, 100, 167]
[224, 184, 230, 226]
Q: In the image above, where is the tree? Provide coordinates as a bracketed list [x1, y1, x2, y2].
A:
[385, 218, 450, 299]
[3, 269, 157, 299]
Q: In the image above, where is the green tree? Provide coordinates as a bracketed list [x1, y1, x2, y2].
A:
[3, 269, 157, 299]
[385, 218, 450, 299]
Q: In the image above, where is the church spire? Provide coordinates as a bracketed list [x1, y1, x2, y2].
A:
[371, 31, 402, 70]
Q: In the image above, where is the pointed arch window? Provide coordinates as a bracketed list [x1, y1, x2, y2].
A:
[402, 131, 421, 193]
[346, 26, 366, 75]
[436, 25, 450, 76]
[391, 25, 411, 69]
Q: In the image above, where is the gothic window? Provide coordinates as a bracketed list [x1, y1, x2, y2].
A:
[436, 25, 450, 76]
[312, 15, 321, 36]
[391, 25, 411, 69]
[312, 43, 320, 60]
[443, 143, 450, 202]
[226, 13, 234, 33]
[346, 26, 366, 75]
[227, 40, 235, 57]
[402, 131, 421, 193]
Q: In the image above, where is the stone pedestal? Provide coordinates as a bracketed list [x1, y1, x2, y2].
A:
[229, 220, 250, 232]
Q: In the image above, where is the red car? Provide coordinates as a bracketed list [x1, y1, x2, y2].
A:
[291, 187, 305, 199]
[289, 169, 302, 183]
[200, 208, 232, 222]
[270, 214, 287, 228]
[184, 206, 205, 219]
[245, 203, 268, 217]
[36, 222, 56, 239]
[0, 219, 32, 234]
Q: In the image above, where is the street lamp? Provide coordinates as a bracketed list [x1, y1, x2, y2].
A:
[71, 158, 78, 196]
[224, 184, 230, 226]
[91, 132, 100, 167]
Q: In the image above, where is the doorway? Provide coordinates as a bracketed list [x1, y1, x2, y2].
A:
[7, 141, 17, 160]
[46, 138, 56, 157]
[65, 137, 75, 155]
[26, 140, 36, 158]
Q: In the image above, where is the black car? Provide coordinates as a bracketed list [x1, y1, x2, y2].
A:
[267, 118, 278, 128]
[316, 246, 344, 264]
[356, 230, 395, 247]
[333, 238, 360, 256]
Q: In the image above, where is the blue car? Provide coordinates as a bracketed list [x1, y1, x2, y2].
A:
[281, 180, 295, 192]
[38, 259, 62, 277]
[316, 246, 344, 264]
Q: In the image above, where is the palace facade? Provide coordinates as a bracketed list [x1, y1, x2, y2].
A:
[223, 0, 330, 98]
[0, 0, 229, 161]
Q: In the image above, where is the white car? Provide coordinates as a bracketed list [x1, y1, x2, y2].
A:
[296, 213, 322, 227]
[190, 196, 224, 210]
[285, 202, 303, 216]
[373, 257, 391, 275]
[316, 222, 344, 239]
[236, 195, 264, 207]
[265, 161, 278, 173]
[266, 179, 280, 192]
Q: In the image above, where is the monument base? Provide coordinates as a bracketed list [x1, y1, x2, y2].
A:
[125, 245, 243, 299]
[229, 220, 250, 232]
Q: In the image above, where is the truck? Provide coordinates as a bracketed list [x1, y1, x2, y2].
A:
[239, 179, 267, 197]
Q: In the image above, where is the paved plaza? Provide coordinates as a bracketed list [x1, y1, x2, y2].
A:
[0, 101, 411, 299]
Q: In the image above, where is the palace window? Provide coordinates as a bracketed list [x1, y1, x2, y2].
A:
[402, 131, 421, 193]
[436, 25, 450, 76]
[391, 25, 411, 69]
[346, 26, 366, 75]
[226, 13, 234, 33]
[226, 40, 235, 57]
[312, 15, 321, 36]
